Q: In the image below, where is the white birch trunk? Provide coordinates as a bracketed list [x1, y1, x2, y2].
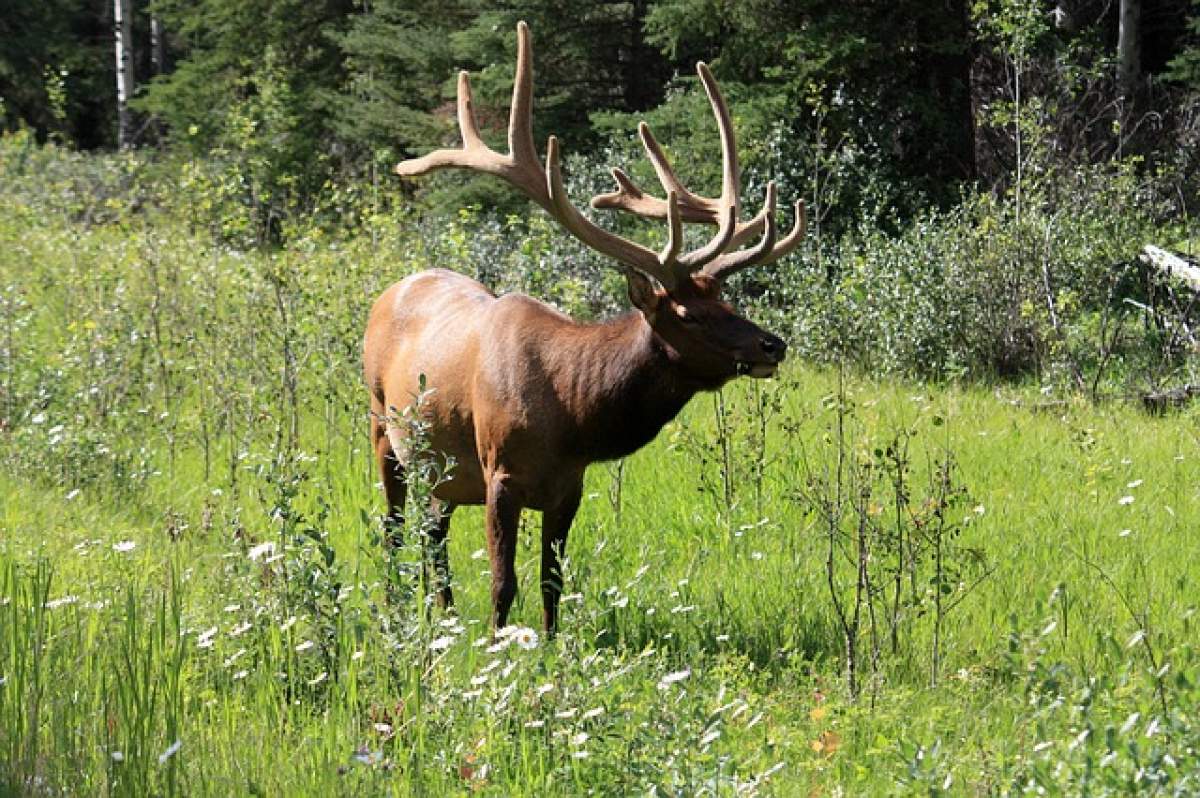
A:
[114, 0, 135, 149]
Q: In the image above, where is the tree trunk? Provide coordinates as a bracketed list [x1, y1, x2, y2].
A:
[1118, 0, 1142, 107]
[151, 15, 165, 76]
[113, 0, 135, 149]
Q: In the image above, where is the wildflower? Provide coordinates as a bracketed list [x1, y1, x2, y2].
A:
[1118, 495, 1135, 506]
[582, 707, 604, 720]
[66, 489, 80, 501]
[229, 621, 252, 637]
[570, 731, 589, 746]
[223, 648, 246, 668]
[223, 604, 240, 613]
[247, 541, 276, 561]
[308, 671, 328, 686]
[197, 626, 218, 649]
[110, 751, 124, 763]
[429, 635, 456, 652]
[514, 627, 539, 650]
[1127, 479, 1143, 489]
[232, 669, 248, 680]
[44, 595, 78, 610]
[535, 683, 554, 697]
[657, 669, 691, 689]
[523, 719, 545, 729]
[158, 740, 182, 765]
[112, 540, 137, 553]
[295, 640, 315, 653]
[699, 728, 720, 747]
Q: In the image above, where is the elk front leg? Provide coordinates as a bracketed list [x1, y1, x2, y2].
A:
[485, 471, 522, 630]
[540, 485, 581, 635]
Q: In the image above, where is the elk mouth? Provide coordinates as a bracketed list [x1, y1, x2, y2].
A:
[737, 361, 779, 378]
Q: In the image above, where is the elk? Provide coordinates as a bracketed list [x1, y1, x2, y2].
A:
[363, 22, 804, 633]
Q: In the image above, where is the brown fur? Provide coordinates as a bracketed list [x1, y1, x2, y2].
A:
[363, 267, 785, 632]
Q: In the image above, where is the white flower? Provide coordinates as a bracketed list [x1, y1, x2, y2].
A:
[157, 740, 182, 765]
[429, 635, 456, 651]
[110, 751, 125, 763]
[570, 732, 589, 746]
[247, 541, 276, 561]
[307, 671, 328, 686]
[112, 540, 137, 553]
[196, 626, 218, 649]
[535, 682, 554, 697]
[514, 627, 539, 650]
[1127, 479, 1143, 489]
[65, 489, 81, 501]
[582, 707, 604, 720]
[657, 668, 691, 689]
[1118, 495, 1135, 506]
[295, 640, 315, 653]
[229, 621, 252, 637]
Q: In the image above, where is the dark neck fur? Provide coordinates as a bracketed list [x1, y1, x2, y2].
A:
[555, 312, 714, 462]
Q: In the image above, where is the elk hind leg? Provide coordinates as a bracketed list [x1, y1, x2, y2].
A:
[424, 498, 456, 610]
[372, 402, 407, 546]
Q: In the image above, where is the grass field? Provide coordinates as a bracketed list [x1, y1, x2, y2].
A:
[3, 159, 1200, 795]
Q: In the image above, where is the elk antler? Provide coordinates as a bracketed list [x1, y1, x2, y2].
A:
[590, 63, 806, 282]
[395, 22, 805, 288]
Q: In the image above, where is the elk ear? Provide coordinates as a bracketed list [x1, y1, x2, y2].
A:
[625, 269, 662, 320]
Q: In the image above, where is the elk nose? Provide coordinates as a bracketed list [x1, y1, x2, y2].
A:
[760, 335, 787, 362]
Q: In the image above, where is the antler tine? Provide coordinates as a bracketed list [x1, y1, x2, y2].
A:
[509, 21, 539, 167]
[659, 191, 683, 267]
[545, 136, 679, 289]
[705, 192, 808, 281]
[695, 63, 739, 214]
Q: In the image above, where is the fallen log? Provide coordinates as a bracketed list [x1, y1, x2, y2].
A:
[1140, 245, 1200, 292]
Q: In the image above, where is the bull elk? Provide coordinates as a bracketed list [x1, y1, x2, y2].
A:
[363, 22, 804, 633]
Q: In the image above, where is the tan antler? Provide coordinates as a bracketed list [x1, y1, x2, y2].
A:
[590, 63, 806, 282]
[395, 22, 804, 288]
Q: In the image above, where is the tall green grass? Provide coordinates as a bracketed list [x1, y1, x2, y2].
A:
[3, 139, 1200, 794]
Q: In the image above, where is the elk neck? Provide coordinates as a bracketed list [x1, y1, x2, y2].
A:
[550, 310, 719, 462]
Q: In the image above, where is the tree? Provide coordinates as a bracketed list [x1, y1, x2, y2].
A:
[0, 0, 118, 147]
[114, 0, 135, 148]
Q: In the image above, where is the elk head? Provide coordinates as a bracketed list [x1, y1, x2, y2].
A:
[395, 22, 803, 386]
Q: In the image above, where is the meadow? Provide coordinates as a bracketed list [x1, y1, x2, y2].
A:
[2, 137, 1200, 796]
